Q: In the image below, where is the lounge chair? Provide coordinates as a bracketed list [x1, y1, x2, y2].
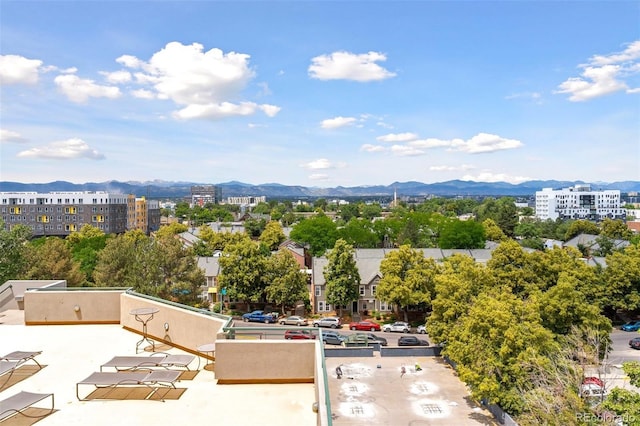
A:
[1, 351, 43, 369]
[0, 391, 55, 422]
[76, 370, 181, 401]
[99, 353, 196, 372]
[0, 351, 43, 388]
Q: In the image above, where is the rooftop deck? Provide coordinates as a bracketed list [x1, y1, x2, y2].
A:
[0, 310, 317, 426]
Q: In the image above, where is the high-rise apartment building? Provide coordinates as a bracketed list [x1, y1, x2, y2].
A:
[535, 185, 626, 221]
[0, 191, 129, 237]
[190, 185, 222, 206]
[127, 195, 161, 234]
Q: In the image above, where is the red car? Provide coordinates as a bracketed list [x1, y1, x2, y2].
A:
[284, 330, 316, 340]
[349, 321, 381, 332]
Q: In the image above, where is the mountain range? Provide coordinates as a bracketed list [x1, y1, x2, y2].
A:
[1, 180, 639, 199]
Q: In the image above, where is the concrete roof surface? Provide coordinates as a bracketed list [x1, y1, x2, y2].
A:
[0, 310, 316, 426]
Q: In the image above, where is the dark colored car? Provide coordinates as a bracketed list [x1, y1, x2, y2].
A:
[621, 321, 640, 331]
[321, 331, 346, 345]
[349, 321, 381, 332]
[398, 336, 429, 346]
[284, 329, 316, 340]
[365, 333, 387, 346]
[630, 337, 640, 349]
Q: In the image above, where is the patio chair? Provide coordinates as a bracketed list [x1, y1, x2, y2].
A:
[0, 391, 55, 422]
[76, 370, 181, 401]
[0, 351, 43, 388]
[99, 353, 196, 372]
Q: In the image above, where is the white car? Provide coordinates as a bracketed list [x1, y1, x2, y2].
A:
[279, 316, 308, 326]
[382, 321, 410, 333]
[416, 324, 427, 334]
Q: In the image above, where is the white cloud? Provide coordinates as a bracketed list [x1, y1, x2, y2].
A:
[556, 40, 640, 101]
[360, 144, 386, 153]
[390, 145, 424, 156]
[321, 116, 357, 129]
[450, 133, 523, 154]
[505, 92, 542, 104]
[409, 138, 454, 149]
[376, 132, 418, 142]
[308, 51, 396, 82]
[131, 89, 156, 99]
[0, 54, 43, 85]
[302, 158, 333, 170]
[16, 138, 105, 160]
[101, 70, 132, 84]
[54, 74, 121, 103]
[309, 173, 330, 181]
[462, 171, 531, 184]
[429, 164, 475, 172]
[362, 132, 522, 156]
[116, 41, 278, 119]
[0, 129, 27, 143]
[173, 101, 280, 120]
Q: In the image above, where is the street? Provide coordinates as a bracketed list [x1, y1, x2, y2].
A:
[232, 320, 426, 346]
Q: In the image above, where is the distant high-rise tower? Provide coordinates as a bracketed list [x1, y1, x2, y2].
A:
[190, 185, 222, 207]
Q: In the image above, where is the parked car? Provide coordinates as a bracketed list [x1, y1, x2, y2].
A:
[621, 320, 640, 331]
[630, 337, 640, 349]
[349, 320, 381, 332]
[382, 321, 410, 333]
[398, 336, 429, 346]
[580, 378, 606, 398]
[279, 316, 308, 326]
[365, 333, 387, 346]
[242, 310, 277, 324]
[284, 329, 316, 340]
[416, 325, 427, 334]
[320, 331, 346, 345]
[312, 317, 342, 329]
[343, 333, 369, 346]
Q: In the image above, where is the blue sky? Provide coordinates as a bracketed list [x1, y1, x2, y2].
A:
[1, 1, 639, 187]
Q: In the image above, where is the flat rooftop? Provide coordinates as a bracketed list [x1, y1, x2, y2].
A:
[324, 356, 495, 425]
[0, 310, 316, 426]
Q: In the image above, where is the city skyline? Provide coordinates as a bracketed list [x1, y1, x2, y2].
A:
[1, 1, 639, 187]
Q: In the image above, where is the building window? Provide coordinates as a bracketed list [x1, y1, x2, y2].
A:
[359, 286, 365, 296]
[371, 285, 377, 296]
[315, 286, 321, 296]
[318, 301, 324, 312]
[325, 304, 331, 312]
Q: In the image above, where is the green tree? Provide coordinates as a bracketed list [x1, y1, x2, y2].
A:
[537, 273, 611, 335]
[218, 239, 269, 310]
[289, 213, 338, 256]
[564, 220, 599, 241]
[444, 290, 558, 415]
[339, 203, 360, 222]
[338, 218, 380, 248]
[438, 219, 485, 249]
[376, 245, 438, 322]
[600, 245, 640, 311]
[66, 224, 108, 282]
[23, 237, 86, 286]
[361, 203, 382, 220]
[155, 222, 188, 239]
[0, 222, 32, 283]
[260, 221, 286, 251]
[427, 254, 493, 344]
[265, 250, 309, 314]
[475, 197, 518, 237]
[323, 239, 360, 317]
[483, 218, 507, 242]
[244, 218, 267, 238]
[600, 218, 633, 240]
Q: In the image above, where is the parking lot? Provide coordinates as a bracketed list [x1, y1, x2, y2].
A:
[325, 355, 496, 425]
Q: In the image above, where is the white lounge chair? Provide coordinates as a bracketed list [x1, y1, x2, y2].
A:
[76, 370, 181, 401]
[0, 391, 54, 422]
[99, 353, 195, 372]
